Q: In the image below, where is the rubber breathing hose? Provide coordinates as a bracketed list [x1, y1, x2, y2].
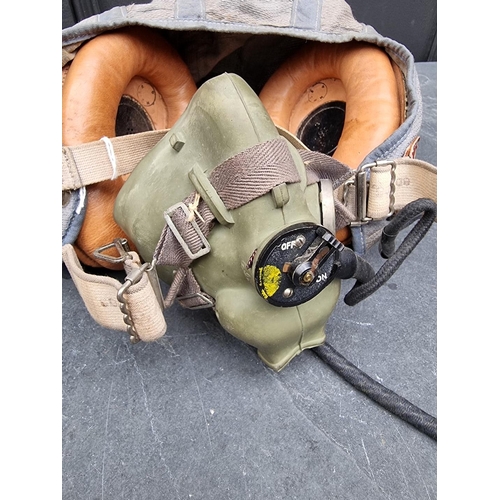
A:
[313, 342, 437, 440]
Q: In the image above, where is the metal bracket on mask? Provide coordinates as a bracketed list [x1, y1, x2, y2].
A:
[254, 223, 344, 307]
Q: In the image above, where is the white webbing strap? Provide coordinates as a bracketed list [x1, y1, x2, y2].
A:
[62, 244, 167, 342]
[340, 157, 437, 223]
[62, 129, 168, 191]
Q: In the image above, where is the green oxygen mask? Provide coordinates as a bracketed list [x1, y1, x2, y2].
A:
[114, 73, 374, 371]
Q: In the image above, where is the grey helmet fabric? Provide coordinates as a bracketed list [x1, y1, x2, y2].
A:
[61, 0, 422, 253]
[62, 188, 87, 246]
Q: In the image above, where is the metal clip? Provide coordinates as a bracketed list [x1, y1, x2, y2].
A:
[350, 160, 397, 226]
[117, 261, 151, 344]
[164, 202, 211, 260]
[177, 292, 215, 310]
[94, 240, 165, 344]
[146, 258, 165, 312]
[93, 238, 132, 264]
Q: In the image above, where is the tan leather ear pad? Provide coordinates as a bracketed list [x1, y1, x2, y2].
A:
[62, 26, 197, 269]
[259, 41, 402, 169]
[259, 41, 403, 243]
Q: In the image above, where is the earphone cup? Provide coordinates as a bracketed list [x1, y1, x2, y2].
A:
[259, 40, 403, 168]
[288, 77, 347, 157]
[259, 41, 404, 242]
[62, 26, 197, 269]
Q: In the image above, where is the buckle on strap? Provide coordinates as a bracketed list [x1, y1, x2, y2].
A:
[93, 237, 132, 264]
[117, 261, 151, 344]
[164, 202, 211, 260]
[177, 291, 215, 310]
[349, 160, 396, 226]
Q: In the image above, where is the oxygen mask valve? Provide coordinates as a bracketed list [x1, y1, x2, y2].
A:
[253, 223, 361, 307]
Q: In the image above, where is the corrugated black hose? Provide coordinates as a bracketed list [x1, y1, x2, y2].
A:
[344, 198, 437, 306]
[313, 342, 437, 440]
[314, 198, 438, 440]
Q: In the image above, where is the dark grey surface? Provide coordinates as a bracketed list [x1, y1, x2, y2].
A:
[347, 0, 437, 62]
[62, 62, 437, 499]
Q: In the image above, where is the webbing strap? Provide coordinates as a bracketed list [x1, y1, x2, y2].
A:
[153, 137, 302, 306]
[341, 158, 437, 222]
[61, 129, 437, 225]
[299, 149, 358, 229]
[62, 130, 167, 191]
[62, 244, 167, 342]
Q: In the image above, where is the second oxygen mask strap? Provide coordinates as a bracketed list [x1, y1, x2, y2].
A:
[153, 137, 302, 307]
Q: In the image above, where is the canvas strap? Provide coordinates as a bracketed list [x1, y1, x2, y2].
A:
[341, 158, 437, 223]
[62, 243, 167, 342]
[62, 129, 167, 190]
[61, 130, 436, 220]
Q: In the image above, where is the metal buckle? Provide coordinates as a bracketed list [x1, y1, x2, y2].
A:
[93, 239, 164, 344]
[164, 202, 211, 260]
[116, 261, 151, 344]
[93, 238, 132, 264]
[350, 160, 396, 226]
[177, 292, 215, 310]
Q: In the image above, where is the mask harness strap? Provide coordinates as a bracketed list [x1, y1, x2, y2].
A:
[153, 137, 304, 305]
[153, 140, 362, 307]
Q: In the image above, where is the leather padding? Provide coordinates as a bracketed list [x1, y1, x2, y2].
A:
[259, 41, 403, 243]
[259, 41, 403, 170]
[62, 26, 197, 269]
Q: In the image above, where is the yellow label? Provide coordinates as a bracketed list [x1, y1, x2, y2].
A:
[259, 265, 282, 299]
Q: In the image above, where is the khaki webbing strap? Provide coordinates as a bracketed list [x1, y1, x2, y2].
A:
[341, 158, 437, 222]
[62, 130, 168, 191]
[62, 244, 167, 342]
[61, 128, 437, 225]
[368, 158, 437, 218]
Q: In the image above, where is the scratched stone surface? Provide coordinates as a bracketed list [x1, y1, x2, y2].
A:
[62, 61, 437, 500]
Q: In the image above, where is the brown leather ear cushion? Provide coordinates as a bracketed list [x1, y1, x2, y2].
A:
[62, 26, 197, 269]
[260, 41, 402, 169]
[259, 41, 403, 242]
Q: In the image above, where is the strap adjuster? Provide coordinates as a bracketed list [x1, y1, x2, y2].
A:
[93, 237, 132, 263]
[177, 292, 215, 310]
[164, 202, 211, 260]
[349, 160, 396, 226]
